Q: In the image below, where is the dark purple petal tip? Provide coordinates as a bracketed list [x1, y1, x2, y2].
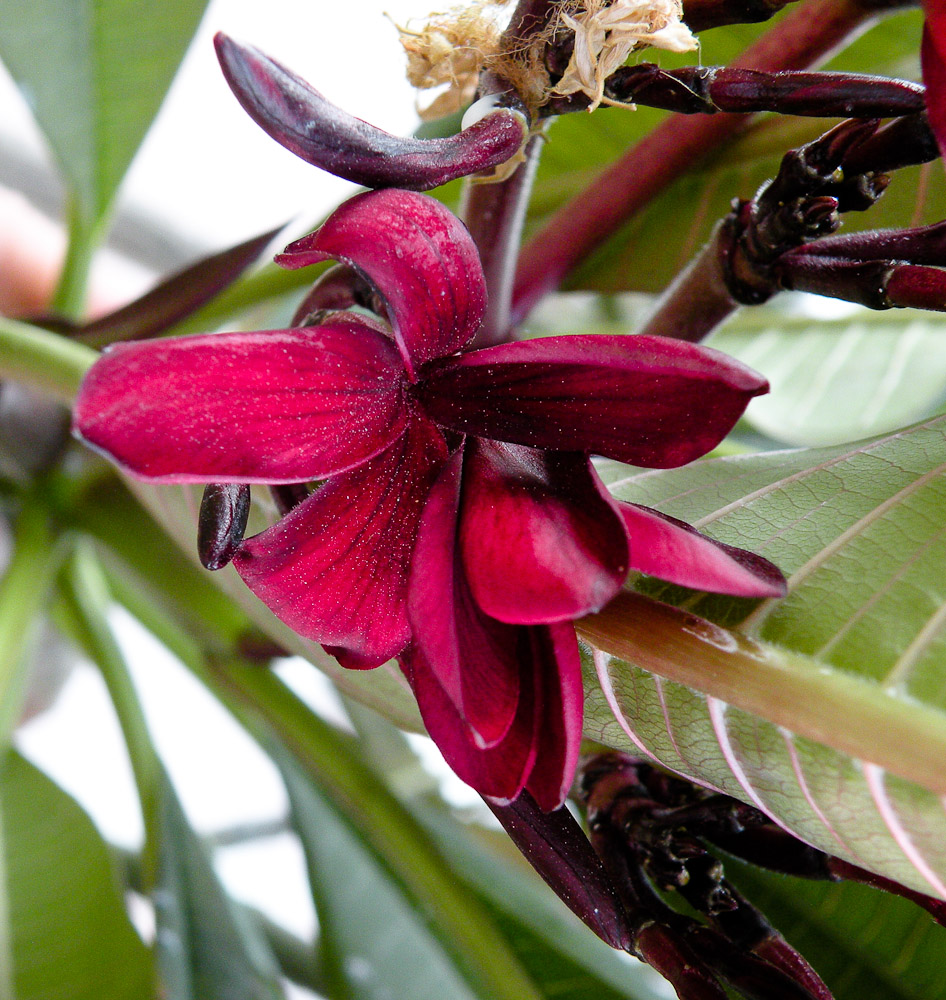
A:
[214, 33, 527, 190]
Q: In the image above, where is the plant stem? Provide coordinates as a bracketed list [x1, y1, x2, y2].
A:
[61, 545, 162, 873]
[511, 0, 914, 323]
[52, 200, 99, 320]
[0, 317, 97, 403]
[637, 222, 739, 341]
[0, 499, 65, 746]
[464, 132, 546, 346]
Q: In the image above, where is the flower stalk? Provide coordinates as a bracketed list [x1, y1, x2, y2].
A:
[512, 0, 918, 325]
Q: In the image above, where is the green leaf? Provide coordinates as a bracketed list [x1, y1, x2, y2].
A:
[345, 703, 667, 1000]
[581, 414, 946, 899]
[0, 501, 67, 748]
[725, 861, 946, 1000]
[0, 0, 210, 307]
[710, 308, 946, 447]
[281, 752, 485, 1000]
[154, 772, 283, 1000]
[526, 9, 932, 294]
[0, 749, 153, 998]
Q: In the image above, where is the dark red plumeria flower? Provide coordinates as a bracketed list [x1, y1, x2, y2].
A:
[73, 189, 784, 808]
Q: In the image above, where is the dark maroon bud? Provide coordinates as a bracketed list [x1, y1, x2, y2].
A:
[775, 254, 895, 309]
[198, 483, 251, 570]
[753, 937, 836, 1000]
[214, 33, 528, 190]
[800, 220, 946, 263]
[827, 858, 946, 927]
[485, 792, 633, 950]
[841, 112, 939, 176]
[635, 924, 730, 1000]
[799, 196, 839, 234]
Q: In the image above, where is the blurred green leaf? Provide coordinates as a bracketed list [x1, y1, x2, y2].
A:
[0, 750, 153, 998]
[581, 414, 946, 899]
[710, 307, 946, 447]
[0, 0, 208, 228]
[281, 752, 484, 1000]
[726, 861, 946, 1000]
[154, 772, 283, 1000]
[0, 501, 66, 747]
[345, 703, 668, 1000]
[0, 0, 210, 308]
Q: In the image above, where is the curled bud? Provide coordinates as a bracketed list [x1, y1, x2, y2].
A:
[198, 483, 251, 570]
[214, 33, 528, 190]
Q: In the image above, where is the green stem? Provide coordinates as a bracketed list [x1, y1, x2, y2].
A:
[52, 200, 98, 320]
[61, 545, 161, 872]
[0, 318, 97, 404]
[0, 500, 66, 745]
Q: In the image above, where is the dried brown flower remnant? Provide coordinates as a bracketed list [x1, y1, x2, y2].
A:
[553, 0, 698, 110]
[397, 3, 509, 119]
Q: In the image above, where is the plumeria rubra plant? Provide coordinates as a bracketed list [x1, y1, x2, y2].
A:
[4, 1, 946, 998]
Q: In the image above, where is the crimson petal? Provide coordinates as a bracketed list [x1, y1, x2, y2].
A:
[401, 633, 539, 804]
[522, 623, 584, 812]
[215, 33, 526, 191]
[73, 321, 408, 483]
[922, 4, 946, 159]
[276, 189, 487, 374]
[407, 448, 521, 747]
[233, 416, 447, 667]
[459, 440, 628, 624]
[418, 335, 768, 467]
[619, 502, 787, 597]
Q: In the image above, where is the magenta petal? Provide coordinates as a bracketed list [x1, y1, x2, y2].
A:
[73, 321, 408, 484]
[401, 637, 539, 803]
[407, 449, 521, 747]
[522, 623, 584, 812]
[922, 6, 946, 159]
[233, 416, 447, 667]
[619, 502, 787, 597]
[459, 441, 628, 624]
[276, 189, 486, 373]
[215, 34, 526, 191]
[418, 335, 768, 467]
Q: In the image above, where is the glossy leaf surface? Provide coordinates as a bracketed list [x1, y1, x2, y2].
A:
[0, 750, 152, 999]
[281, 752, 484, 1000]
[581, 414, 946, 898]
[712, 308, 946, 447]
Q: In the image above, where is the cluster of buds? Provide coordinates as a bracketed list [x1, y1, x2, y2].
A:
[491, 754, 946, 1000]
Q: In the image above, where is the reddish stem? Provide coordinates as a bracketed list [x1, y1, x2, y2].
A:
[510, 0, 914, 325]
[465, 132, 546, 346]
